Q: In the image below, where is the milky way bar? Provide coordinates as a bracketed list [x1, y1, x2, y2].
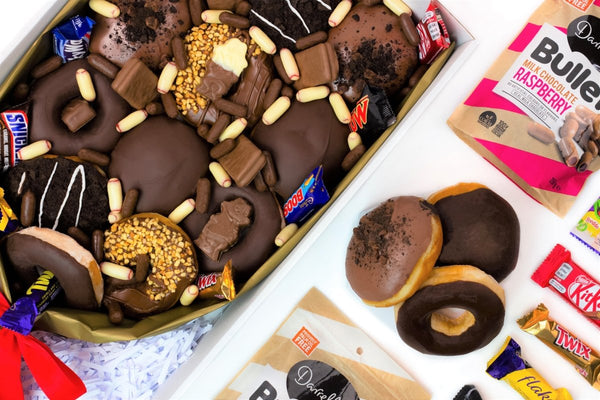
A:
[532, 244, 600, 327]
[518, 303, 600, 390]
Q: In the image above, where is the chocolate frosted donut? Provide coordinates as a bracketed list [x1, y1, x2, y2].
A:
[346, 196, 442, 307]
[1, 156, 109, 235]
[396, 265, 505, 355]
[428, 183, 520, 282]
[109, 116, 210, 215]
[182, 182, 283, 280]
[89, 0, 191, 70]
[251, 99, 348, 200]
[29, 59, 130, 155]
[327, 4, 419, 102]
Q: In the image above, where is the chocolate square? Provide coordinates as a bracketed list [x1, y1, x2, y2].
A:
[61, 99, 96, 133]
[111, 58, 158, 109]
[218, 135, 266, 187]
[293, 43, 339, 90]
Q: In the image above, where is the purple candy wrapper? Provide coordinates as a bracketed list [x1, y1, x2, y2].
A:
[283, 165, 329, 224]
[0, 271, 61, 335]
[52, 15, 95, 63]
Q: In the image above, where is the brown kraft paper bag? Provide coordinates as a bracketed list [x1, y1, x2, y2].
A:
[448, 0, 600, 217]
[217, 287, 430, 400]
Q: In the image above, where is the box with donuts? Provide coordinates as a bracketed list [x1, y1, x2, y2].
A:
[0, 0, 472, 341]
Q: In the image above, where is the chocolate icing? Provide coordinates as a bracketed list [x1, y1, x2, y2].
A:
[182, 182, 283, 280]
[327, 4, 418, 103]
[29, 59, 130, 155]
[396, 281, 505, 355]
[346, 196, 436, 303]
[4, 232, 101, 310]
[435, 188, 520, 282]
[1, 157, 109, 235]
[251, 99, 349, 200]
[89, 0, 191, 70]
[109, 116, 210, 215]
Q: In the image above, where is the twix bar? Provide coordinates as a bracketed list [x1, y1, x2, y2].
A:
[518, 304, 600, 390]
[531, 244, 600, 327]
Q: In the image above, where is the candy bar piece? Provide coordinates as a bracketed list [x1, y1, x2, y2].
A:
[293, 43, 339, 90]
[296, 31, 328, 51]
[532, 244, 600, 326]
[197, 260, 236, 301]
[416, 2, 450, 64]
[61, 99, 96, 133]
[31, 55, 63, 79]
[87, 53, 119, 79]
[230, 53, 274, 125]
[198, 61, 239, 101]
[111, 58, 159, 109]
[518, 304, 600, 390]
[283, 165, 330, 224]
[487, 337, 572, 400]
[218, 135, 266, 187]
[195, 178, 211, 214]
[195, 198, 252, 261]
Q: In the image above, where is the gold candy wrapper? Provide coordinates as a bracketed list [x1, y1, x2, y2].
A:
[518, 304, 600, 391]
[197, 260, 236, 301]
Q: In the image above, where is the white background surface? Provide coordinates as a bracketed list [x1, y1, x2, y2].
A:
[1, 1, 600, 399]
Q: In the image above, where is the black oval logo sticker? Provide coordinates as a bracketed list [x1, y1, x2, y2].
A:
[286, 360, 359, 400]
[568, 15, 600, 69]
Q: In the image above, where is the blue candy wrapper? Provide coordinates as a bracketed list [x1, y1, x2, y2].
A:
[0, 271, 61, 335]
[283, 165, 330, 224]
[52, 15, 95, 63]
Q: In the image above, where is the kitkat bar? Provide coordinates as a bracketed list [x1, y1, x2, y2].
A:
[416, 2, 450, 65]
[531, 244, 600, 327]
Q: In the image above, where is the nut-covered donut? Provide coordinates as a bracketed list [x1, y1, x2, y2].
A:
[29, 59, 130, 156]
[102, 213, 198, 319]
[428, 183, 520, 282]
[345, 196, 442, 307]
[3, 227, 103, 310]
[395, 265, 505, 355]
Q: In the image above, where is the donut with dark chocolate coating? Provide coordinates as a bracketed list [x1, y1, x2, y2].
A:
[29, 59, 130, 156]
[89, 0, 191, 70]
[4, 227, 103, 310]
[109, 116, 210, 215]
[346, 196, 442, 307]
[182, 182, 284, 280]
[395, 265, 505, 355]
[428, 183, 520, 282]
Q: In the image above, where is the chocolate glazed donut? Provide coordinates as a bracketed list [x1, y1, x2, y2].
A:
[396, 265, 505, 356]
[29, 59, 130, 155]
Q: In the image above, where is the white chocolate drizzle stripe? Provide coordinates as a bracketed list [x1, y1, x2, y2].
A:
[52, 164, 86, 230]
[38, 162, 58, 228]
[285, 0, 310, 34]
[315, 0, 331, 10]
[17, 172, 26, 196]
[250, 10, 297, 44]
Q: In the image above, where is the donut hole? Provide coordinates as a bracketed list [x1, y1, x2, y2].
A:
[430, 307, 476, 337]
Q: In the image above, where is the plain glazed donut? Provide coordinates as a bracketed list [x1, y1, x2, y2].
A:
[428, 183, 520, 282]
[102, 213, 198, 319]
[29, 59, 130, 156]
[345, 196, 442, 307]
[396, 265, 505, 355]
[3, 227, 103, 310]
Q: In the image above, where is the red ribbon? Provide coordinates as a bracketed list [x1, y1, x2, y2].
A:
[0, 293, 86, 400]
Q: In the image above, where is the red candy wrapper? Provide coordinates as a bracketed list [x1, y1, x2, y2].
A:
[532, 244, 600, 328]
[416, 2, 451, 64]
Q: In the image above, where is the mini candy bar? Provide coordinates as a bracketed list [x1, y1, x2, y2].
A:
[52, 15, 95, 63]
[487, 337, 573, 400]
[571, 196, 600, 256]
[283, 165, 330, 225]
[197, 260, 236, 301]
[518, 303, 600, 390]
[416, 2, 450, 64]
[349, 85, 396, 146]
[0, 108, 29, 171]
[0, 271, 61, 335]
[453, 384, 483, 400]
[532, 244, 600, 328]
[0, 187, 18, 238]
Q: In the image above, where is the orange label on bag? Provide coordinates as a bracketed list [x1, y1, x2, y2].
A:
[292, 327, 320, 356]
[564, 0, 593, 12]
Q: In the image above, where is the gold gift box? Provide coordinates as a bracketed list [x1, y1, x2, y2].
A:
[0, 0, 454, 342]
